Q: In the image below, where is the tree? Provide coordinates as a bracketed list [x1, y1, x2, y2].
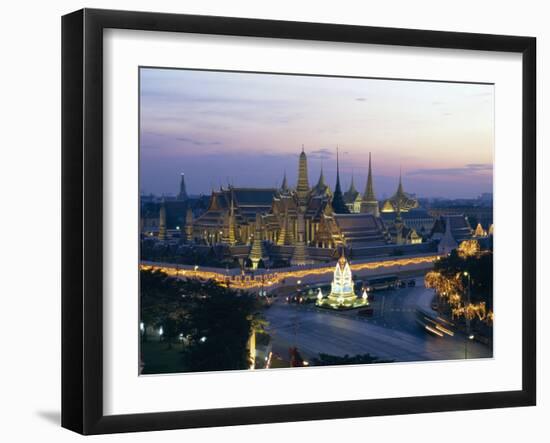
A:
[425, 248, 493, 326]
[140, 269, 265, 373]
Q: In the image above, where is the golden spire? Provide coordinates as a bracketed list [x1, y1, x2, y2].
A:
[277, 207, 289, 246]
[281, 171, 288, 192]
[296, 145, 310, 203]
[364, 152, 377, 201]
[249, 213, 266, 269]
[348, 169, 357, 194]
[397, 166, 404, 196]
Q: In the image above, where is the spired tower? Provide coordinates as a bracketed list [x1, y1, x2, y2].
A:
[292, 146, 310, 265]
[296, 146, 310, 204]
[249, 213, 267, 269]
[158, 200, 167, 241]
[185, 207, 193, 242]
[312, 164, 331, 197]
[361, 152, 380, 216]
[280, 171, 289, 194]
[177, 173, 188, 201]
[331, 147, 350, 214]
[327, 250, 357, 306]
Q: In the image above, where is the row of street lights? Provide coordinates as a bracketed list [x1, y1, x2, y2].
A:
[463, 271, 475, 358]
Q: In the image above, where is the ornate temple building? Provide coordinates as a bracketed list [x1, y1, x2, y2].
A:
[430, 214, 474, 243]
[343, 174, 362, 213]
[380, 171, 419, 213]
[189, 147, 397, 264]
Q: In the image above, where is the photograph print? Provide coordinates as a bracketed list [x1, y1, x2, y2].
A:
[139, 67, 494, 375]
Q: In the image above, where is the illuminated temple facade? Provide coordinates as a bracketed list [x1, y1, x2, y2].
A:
[189, 148, 397, 259]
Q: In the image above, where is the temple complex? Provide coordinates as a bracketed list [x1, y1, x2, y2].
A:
[140, 148, 486, 268]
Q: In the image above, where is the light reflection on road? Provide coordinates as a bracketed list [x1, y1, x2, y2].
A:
[264, 279, 492, 363]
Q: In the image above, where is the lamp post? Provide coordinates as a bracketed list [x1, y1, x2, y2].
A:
[140, 321, 146, 342]
[463, 271, 472, 359]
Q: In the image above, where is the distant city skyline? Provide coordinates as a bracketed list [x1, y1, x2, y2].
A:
[140, 68, 494, 199]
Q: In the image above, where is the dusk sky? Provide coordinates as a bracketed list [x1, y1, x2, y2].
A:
[139, 68, 494, 199]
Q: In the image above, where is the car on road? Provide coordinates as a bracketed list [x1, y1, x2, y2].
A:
[415, 309, 455, 337]
[365, 275, 399, 292]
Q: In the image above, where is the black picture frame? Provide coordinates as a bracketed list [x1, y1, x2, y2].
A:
[62, 8, 536, 435]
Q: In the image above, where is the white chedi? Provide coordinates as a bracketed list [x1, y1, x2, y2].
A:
[327, 252, 357, 306]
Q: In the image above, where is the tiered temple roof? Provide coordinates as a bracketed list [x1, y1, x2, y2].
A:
[194, 187, 277, 227]
[430, 214, 473, 243]
[332, 213, 389, 247]
[343, 174, 362, 212]
[311, 166, 331, 198]
[380, 171, 419, 213]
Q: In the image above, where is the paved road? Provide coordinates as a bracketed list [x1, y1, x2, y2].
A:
[264, 278, 492, 364]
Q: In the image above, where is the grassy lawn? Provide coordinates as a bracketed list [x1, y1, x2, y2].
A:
[141, 339, 188, 375]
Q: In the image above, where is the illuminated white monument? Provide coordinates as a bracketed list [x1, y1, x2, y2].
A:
[316, 251, 369, 310]
[326, 251, 357, 307]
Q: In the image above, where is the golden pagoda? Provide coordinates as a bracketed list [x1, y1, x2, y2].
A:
[380, 169, 419, 213]
[249, 213, 267, 269]
[360, 152, 380, 216]
[474, 222, 487, 237]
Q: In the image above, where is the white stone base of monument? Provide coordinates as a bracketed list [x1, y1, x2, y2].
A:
[318, 292, 368, 310]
